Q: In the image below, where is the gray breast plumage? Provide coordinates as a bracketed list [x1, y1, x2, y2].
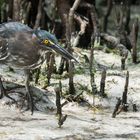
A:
[0, 34, 46, 70]
[0, 22, 58, 69]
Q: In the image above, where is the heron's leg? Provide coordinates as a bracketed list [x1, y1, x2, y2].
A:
[0, 77, 4, 99]
[24, 69, 34, 115]
[0, 77, 17, 102]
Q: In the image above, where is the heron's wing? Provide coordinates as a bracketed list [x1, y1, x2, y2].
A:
[0, 22, 32, 38]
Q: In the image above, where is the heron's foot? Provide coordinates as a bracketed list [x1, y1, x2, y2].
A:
[20, 94, 39, 115]
[0, 86, 17, 104]
[0, 77, 24, 103]
[21, 104, 39, 115]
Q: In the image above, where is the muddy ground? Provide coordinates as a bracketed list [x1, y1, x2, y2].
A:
[0, 48, 140, 140]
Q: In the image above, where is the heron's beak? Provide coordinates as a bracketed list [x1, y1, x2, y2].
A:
[51, 43, 78, 62]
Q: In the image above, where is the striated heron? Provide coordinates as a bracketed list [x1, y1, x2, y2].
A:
[0, 22, 77, 114]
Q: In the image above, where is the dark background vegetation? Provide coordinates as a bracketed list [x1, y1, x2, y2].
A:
[0, 0, 139, 48]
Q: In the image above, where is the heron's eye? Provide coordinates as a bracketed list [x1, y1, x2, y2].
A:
[43, 39, 49, 45]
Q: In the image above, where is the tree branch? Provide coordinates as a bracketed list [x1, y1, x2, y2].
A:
[34, 0, 42, 29]
[70, 13, 88, 47]
[69, 0, 81, 35]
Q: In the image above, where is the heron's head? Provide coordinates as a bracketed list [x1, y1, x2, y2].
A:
[34, 30, 78, 62]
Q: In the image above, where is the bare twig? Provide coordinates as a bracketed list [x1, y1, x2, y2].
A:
[61, 100, 69, 108]
[80, 2, 100, 39]
[133, 104, 138, 112]
[59, 80, 62, 96]
[58, 58, 65, 75]
[131, 18, 139, 63]
[73, 91, 83, 101]
[103, 0, 113, 32]
[90, 5, 100, 38]
[68, 61, 75, 95]
[74, 13, 88, 35]
[70, 13, 88, 47]
[34, 0, 42, 29]
[122, 71, 129, 111]
[61, 91, 83, 107]
[47, 54, 55, 85]
[114, 1, 130, 33]
[88, 2, 100, 105]
[55, 87, 62, 116]
[89, 43, 98, 105]
[83, 54, 90, 63]
[121, 57, 125, 70]
[58, 115, 67, 128]
[112, 98, 122, 118]
[100, 69, 107, 97]
[55, 83, 67, 128]
[69, 0, 81, 34]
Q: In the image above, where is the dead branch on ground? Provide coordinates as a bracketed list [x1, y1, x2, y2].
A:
[101, 33, 128, 70]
